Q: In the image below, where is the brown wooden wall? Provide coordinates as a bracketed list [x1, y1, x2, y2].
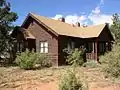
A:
[22, 17, 59, 66]
[98, 25, 114, 42]
[58, 35, 86, 65]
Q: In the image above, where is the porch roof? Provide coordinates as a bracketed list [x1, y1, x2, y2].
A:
[21, 28, 35, 39]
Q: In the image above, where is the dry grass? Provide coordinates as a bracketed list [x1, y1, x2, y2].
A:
[0, 66, 120, 90]
[0, 66, 70, 88]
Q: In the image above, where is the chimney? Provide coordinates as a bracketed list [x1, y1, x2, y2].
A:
[75, 22, 80, 27]
[71, 24, 75, 27]
[58, 17, 65, 22]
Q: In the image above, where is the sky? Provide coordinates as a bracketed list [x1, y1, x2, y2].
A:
[8, 0, 120, 26]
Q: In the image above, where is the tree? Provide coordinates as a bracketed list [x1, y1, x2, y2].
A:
[110, 13, 120, 41]
[0, 0, 18, 58]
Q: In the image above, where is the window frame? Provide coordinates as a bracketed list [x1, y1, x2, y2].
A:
[87, 43, 93, 53]
[17, 42, 23, 52]
[39, 41, 48, 53]
[99, 42, 105, 53]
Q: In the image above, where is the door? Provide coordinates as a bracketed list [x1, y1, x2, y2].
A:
[27, 39, 36, 51]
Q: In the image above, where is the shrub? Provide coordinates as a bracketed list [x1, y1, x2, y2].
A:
[59, 69, 88, 90]
[67, 49, 84, 67]
[100, 43, 120, 78]
[15, 49, 52, 70]
[15, 49, 36, 70]
[35, 54, 52, 68]
[83, 60, 98, 68]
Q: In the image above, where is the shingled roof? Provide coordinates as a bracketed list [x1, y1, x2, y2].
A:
[22, 13, 109, 38]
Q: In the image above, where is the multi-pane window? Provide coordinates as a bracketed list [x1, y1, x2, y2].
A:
[39, 41, 48, 53]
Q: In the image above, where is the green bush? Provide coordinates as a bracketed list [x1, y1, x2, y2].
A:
[100, 43, 120, 78]
[83, 60, 98, 68]
[15, 49, 36, 70]
[36, 54, 52, 68]
[59, 69, 88, 90]
[15, 49, 52, 70]
[67, 49, 84, 67]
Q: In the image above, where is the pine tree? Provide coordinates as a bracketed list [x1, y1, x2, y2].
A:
[110, 13, 120, 42]
[0, 0, 18, 57]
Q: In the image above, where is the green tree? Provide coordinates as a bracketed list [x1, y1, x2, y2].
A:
[110, 13, 120, 41]
[0, 0, 18, 57]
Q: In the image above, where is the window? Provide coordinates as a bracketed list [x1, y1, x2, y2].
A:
[17, 42, 23, 52]
[87, 43, 93, 53]
[39, 41, 48, 53]
[67, 41, 75, 51]
[99, 43, 105, 52]
[71, 41, 75, 49]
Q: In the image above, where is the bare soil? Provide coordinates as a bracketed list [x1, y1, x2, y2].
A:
[0, 66, 120, 90]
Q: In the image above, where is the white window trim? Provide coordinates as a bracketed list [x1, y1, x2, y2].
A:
[39, 41, 48, 53]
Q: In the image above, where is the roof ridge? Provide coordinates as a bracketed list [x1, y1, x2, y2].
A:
[30, 12, 106, 28]
[26, 12, 107, 38]
[30, 13, 77, 28]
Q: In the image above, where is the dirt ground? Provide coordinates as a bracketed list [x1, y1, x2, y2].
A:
[0, 66, 120, 90]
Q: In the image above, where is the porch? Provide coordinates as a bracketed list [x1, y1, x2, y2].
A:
[85, 42, 112, 60]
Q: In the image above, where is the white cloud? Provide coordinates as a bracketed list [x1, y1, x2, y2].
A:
[52, 14, 87, 25]
[52, 0, 113, 25]
[88, 0, 112, 25]
[92, 6, 101, 14]
[88, 14, 112, 25]
[91, 0, 103, 14]
[52, 14, 63, 20]
[65, 15, 87, 24]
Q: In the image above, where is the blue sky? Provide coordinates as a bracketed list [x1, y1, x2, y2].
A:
[8, 0, 120, 25]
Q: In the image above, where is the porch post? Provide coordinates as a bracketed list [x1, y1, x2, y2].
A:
[92, 42, 95, 60]
[92, 42, 95, 53]
[95, 42, 98, 61]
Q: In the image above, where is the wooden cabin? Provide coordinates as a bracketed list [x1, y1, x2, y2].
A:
[11, 13, 114, 66]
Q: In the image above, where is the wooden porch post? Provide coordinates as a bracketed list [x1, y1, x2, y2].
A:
[95, 42, 98, 61]
[92, 42, 95, 53]
[92, 42, 95, 60]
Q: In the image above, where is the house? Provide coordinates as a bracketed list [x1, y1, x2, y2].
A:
[11, 13, 114, 66]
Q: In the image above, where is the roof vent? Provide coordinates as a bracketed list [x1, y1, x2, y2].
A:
[58, 17, 65, 22]
[75, 22, 80, 27]
[71, 24, 75, 27]
[82, 24, 88, 28]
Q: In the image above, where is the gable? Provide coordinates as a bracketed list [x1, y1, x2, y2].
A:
[26, 19, 58, 40]
[21, 16, 59, 54]
[22, 16, 34, 29]
[21, 14, 59, 37]
[98, 25, 114, 42]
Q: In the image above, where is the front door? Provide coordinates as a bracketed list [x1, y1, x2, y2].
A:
[27, 39, 36, 51]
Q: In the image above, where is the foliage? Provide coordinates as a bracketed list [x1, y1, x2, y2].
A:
[59, 69, 88, 90]
[15, 49, 36, 70]
[83, 60, 98, 68]
[35, 53, 52, 68]
[66, 48, 85, 67]
[15, 49, 52, 70]
[110, 13, 120, 41]
[0, 0, 18, 60]
[100, 43, 120, 78]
